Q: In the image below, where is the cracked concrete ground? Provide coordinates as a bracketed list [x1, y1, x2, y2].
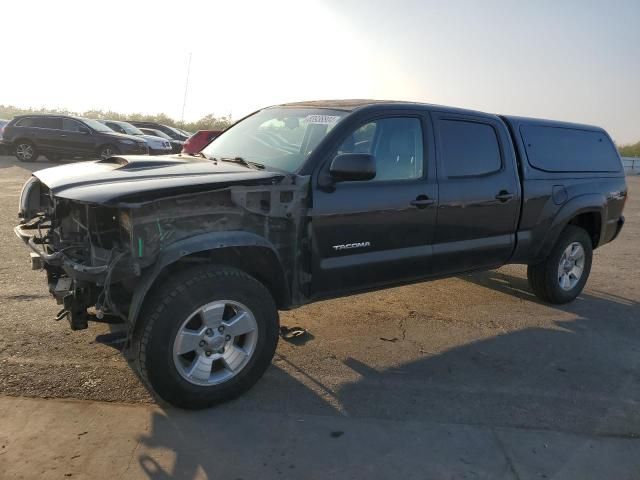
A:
[0, 155, 639, 479]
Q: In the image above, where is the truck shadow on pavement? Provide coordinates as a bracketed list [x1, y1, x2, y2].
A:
[129, 271, 640, 479]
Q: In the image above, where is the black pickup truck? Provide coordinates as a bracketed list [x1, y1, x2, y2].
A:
[15, 100, 627, 409]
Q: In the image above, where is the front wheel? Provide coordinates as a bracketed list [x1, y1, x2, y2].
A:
[527, 225, 593, 304]
[134, 265, 280, 409]
[98, 144, 119, 160]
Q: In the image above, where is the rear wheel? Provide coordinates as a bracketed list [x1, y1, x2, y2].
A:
[527, 225, 593, 304]
[134, 265, 279, 409]
[15, 141, 37, 162]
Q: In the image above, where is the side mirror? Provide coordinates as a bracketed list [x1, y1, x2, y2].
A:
[79, 127, 91, 134]
[329, 153, 376, 182]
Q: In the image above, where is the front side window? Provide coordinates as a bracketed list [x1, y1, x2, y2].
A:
[439, 120, 501, 177]
[338, 117, 424, 181]
[202, 108, 347, 172]
[62, 119, 84, 132]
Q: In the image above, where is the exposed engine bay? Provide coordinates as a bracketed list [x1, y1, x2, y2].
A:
[15, 167, 309, 331]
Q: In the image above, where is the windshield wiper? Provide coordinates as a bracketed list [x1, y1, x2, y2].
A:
[217, 156, 265, 170]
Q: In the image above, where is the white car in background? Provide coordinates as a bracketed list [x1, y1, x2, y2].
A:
[98, 120, 173, 155]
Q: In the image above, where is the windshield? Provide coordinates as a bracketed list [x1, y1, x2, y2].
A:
[115, 121, 144, 136]
[81, 118, 114, 133]
[143, 129, 171, 140]
[164, 125, 187, 138]
[201, 107, 346, 172]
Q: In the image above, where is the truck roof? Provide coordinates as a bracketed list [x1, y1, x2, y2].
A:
[276, 99, 407, 110]
[276, 99, 491, 117]
[275, 99, 501, 119]
[502, 115, 603, 133]
[275, 100, 604, 133]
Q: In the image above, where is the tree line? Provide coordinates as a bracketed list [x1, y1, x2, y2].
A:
[1, 104, 638, 155]
[0, 105, 232, 132]
[619, 141, 640, 157]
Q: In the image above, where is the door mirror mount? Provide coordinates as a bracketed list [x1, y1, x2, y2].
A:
[79, 127, 91, 134]
[329, 153, 376, 182]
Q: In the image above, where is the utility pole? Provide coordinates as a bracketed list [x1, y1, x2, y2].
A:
[180, 52, 192, 126]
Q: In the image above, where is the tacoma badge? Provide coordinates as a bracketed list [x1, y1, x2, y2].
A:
[332, 241, 371, 251]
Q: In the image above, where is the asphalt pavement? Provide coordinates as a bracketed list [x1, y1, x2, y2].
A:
[0, 155, 639, 479]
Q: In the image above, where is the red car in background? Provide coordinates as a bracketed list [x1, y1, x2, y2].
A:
[181, 130, 222, 155]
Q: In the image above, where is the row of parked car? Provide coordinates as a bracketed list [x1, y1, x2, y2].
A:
[0, 114, 222, 162]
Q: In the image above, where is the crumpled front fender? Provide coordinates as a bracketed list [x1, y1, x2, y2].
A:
[126, 230, 286, 327]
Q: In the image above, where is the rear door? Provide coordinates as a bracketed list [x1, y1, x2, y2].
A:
[431, 112, 520, 273]
[32, 117, 62, 152]
[310, 111, 439, 296]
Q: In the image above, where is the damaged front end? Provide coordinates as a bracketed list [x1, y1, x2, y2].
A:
[15, 161, 310, 332]
[16, 176, 148, 329]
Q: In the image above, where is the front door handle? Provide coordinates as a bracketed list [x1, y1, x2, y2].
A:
[495, 191, 515, 202]
[410, 195, 435, 208]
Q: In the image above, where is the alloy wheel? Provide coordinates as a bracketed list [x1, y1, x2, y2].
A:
[557, 242, 585, 291]
[100, 146, 113, 160]
[16, 144, 34, 161]
[172, 300, 258, 386]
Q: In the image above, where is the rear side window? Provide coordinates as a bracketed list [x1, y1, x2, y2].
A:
[439, 120, 501, 177]
[520, 125, 620, 172]
[15, 117, 35, 127]
[33, 117, 62, 129]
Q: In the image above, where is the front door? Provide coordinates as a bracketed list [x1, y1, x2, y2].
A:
[310, 113, 438, 297]
[58, 118, 96, 155]
[431, 112, 521, 273]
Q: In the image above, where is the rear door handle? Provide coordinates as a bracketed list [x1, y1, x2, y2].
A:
[495, 191, 515, 202]
[410, 195, 435, 208]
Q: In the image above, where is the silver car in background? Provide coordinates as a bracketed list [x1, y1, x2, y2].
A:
[98, 120, 173, 155]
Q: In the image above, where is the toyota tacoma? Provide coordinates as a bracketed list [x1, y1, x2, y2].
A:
[14, 100, 627, 409]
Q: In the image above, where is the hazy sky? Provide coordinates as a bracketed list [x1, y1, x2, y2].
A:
[1, 0, 638, 143]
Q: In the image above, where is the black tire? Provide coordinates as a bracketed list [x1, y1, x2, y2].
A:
[133, 265, 280, 409]
[527, 225, 593, 304]
[14, 141, 38, 162]
[98, 144, 119, 160]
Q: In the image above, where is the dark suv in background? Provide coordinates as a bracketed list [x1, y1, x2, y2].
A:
[0, 119, 9, 155]
[0, 115, 148, 162]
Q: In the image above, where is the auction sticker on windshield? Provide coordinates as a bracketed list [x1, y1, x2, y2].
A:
[304, 115, 341, 125]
